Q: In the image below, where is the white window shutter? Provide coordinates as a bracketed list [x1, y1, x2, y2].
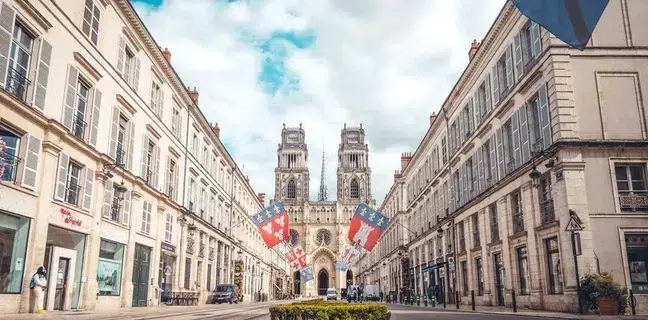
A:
[538, 83, 551, 150]
[89, 89, 102, 147]
[132, 57, 141, 91]
[102, 180, 113, 218]
[82, 167, 94, 211]
[121, 190, 131, 226]
[505, 44, 515, 89]
[164, 156, 171, 196]
[531, 22, 542, 58]
[108, 106, 119, 159]
[519, 104, 531, 163]
[54, 153, 69, 201]
[146, 202, 152, 234]
[157, 88, 164, 118]
[127, 121, 135, 170]
[484, 75, 491, 114]
[140, 134, 150, 180]
[21, 134, 42, 190]
[0, 2, 15, 88]
[491, 66, 499, 105]
[62, 65, 79, 130]
[33, 40, 52, 111]
[150, 81, 156, 114]
[514, 32, 523, 80]
[117, 37, 125, 75]
[511, 110, 521, 168]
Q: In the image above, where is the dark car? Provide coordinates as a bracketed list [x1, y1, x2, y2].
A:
[211, 284, 238, 304]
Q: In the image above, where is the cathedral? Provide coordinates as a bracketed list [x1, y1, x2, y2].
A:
[273, 123, 372, 297]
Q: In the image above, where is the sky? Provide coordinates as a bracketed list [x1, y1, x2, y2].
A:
[131, 0, 506, 205]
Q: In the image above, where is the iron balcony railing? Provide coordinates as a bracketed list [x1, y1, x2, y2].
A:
[540, 199, 555, 225]
[71, 112, 87, 140]
[115, 146, 126, 167]
[5, 66, 30, 103]
[619, 191, 648, 212]
[0, 151, 22, 183]
[110, 197, 123, 222]
[65, 184, 82, 206]
[512, 211, 525, 234]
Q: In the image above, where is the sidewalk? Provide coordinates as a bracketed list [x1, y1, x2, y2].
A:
[388, 301, 648, 319]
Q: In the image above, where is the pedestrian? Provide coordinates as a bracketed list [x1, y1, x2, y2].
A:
[30, 266, 48, 314]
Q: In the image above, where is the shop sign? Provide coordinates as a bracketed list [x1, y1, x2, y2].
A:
[161, 242, 176, 253]
[60, 208, 82, 227]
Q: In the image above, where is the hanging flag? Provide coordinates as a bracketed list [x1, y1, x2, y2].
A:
[340, 243, 363, 267]
[290, 255, 307, 269]
[347, 203, 389, 252]
[252, 201, 290, 249]
[285, 245, 306, 263]
[335, 263, 347, 271]
[512, 0, 609, 50]
[300, 266, 314, 282]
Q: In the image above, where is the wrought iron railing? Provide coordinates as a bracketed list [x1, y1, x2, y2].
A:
[71, 112, 87, 140]
[65, 184, 82, 206]
[110, 197, 122, 222]
[5, 66, 30, 103]
[540, 199, 555, 225]
[115, 146, 126, 167]
[512, 212, 525, 234]
[186, 238, 195, 254]
[619, 191, 648, 212]
[167, 185, 175, 199]
[0, 151, 22, 183]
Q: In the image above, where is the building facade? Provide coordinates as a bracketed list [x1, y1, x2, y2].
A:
[0, 0, 289, 314]
[359, 0, 648, 314]
[276, 124, 369, 297]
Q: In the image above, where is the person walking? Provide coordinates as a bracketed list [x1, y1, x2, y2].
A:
[30, 266, 48, 314]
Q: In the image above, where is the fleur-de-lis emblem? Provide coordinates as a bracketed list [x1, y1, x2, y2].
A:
[262, 224, 273, 234]
[274, 230, 284, 241]
[275, 215, 285, 227]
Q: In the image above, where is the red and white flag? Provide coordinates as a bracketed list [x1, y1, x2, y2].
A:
[285, 245, 306, 263]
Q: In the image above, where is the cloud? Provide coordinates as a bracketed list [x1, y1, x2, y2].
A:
[132, 0, 506, 205]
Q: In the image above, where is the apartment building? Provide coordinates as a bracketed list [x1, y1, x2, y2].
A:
[0, 0, 289, 314]
[359, 0, 648, 314]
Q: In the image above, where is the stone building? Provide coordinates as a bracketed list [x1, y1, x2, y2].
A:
[275, 124, 370, 296]
[0, 0, 289, 314]
[359, 0, 648, 314]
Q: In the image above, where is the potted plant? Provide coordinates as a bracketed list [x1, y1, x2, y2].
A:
[579, 272, 627, 315]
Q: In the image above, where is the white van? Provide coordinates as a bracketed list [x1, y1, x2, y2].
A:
[363, 284, 380, 301]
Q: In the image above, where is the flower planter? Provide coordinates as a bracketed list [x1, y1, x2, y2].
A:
[597, 297, 617, 315]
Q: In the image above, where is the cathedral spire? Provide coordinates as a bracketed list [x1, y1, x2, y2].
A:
[317, 151, 327, 201]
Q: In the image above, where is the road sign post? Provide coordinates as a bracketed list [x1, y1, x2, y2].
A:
[566, 210, 584, 314]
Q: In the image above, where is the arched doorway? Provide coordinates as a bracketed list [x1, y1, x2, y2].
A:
[346, 269, 354, 286]
[293, 270, 301, 295]
[317, 269, 329, 296]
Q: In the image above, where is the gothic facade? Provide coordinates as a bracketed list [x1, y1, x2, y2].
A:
[274, 124, 372, 296]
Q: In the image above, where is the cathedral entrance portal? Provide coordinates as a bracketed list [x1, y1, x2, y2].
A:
[317, 269, 329, 296]
[294, 270, 301, 295]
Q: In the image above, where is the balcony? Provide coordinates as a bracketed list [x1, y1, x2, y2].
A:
[539, 199, 555, 225]
[115, 146, 126, 167]
[186, 238, 195, 254]
[199, 243, 206, 258]
[71, 112, 87, 140]
[0, 151, 22, 183]
[5, 66, 30, 103]
[512, 212, 525, 234]
[65, 184, 82, 206]
[619, 191, 648, 212]
[110, 197, 122, 222]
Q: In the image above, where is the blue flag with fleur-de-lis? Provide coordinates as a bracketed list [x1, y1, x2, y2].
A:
[512, 0, 609, 50]
[347, 203, 390, 252]
[300, 266, 314, 282]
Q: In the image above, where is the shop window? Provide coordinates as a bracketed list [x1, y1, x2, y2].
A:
[626, 233, 648, 294]
[545, 237, 563, 294]
[97, 239, 124, 296]
[0, 212, 30, 293]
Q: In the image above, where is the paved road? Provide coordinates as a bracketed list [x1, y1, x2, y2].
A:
[387, 304, 563, 319]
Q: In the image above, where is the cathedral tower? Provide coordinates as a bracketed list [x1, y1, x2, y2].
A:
[275, 123, 310, 203]
[337, 123, 371, 204]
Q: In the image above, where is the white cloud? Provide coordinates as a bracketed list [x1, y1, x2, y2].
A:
[133, 0, 506, 205]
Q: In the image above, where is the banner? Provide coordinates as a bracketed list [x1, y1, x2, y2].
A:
[347, 203, 389, 252]
[300, 266, 314, 282]
[512, 0, 609, 50]
[335, 262, 347, 271]
[252, 201, 290, 249]
[340, 243, 363, 267]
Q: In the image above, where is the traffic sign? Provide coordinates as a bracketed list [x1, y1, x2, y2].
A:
[565, 210, 584, 232]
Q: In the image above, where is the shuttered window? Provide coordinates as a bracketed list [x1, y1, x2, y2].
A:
[150, 80, 164, 118]
[82, 0, 101, 45]
[171, 107, 182, 139]
[164, 212, 173, 243]
[117, 37, 140, 91]
[141, 201, 152, 235]
[6, 23, 33, 103]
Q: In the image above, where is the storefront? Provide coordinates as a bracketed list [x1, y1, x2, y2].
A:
[0, 211, 30, 295]
[159, 242, 176, 295]
[97, 239, 125, 297]
[44, 225, 87, 311]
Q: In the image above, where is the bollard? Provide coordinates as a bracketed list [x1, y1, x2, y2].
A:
[417, 295, 421, 306]
[512, 289, 517, 313]
[455, 291, 460, 309]
[630, 289, 636, 316]
[443, 292, 446, 308]
[471, 290, 475, 311]
[424, 296, 428, 306]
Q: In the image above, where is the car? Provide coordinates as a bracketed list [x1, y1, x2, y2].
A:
[326, 288, 338, 300]
[211, 284, 239, 304]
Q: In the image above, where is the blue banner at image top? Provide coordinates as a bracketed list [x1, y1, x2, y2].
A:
[512, 0, 609, 50]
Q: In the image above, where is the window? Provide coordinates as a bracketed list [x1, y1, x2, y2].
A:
[504, 120, 515, 173]
[166, 158, 178, 200]
[457, 221, 466, 252]
[150, 80, 163, 118]
[115, 115, 128, 165]
[615, 164, 648, 212]
[200, 188, 206, 218]
[184, 258, 191, 289]
[82, 0, 101, 45]
[462, 105, 473, 137]
[144, 140, 154, 184]
[0, 212, 30, 293]
[472, 214, 480, 248]
[164, 212, 173, 243]
[97, 239, 124, 296]
[65, 161, 83, 205]
[6, 23, 34, 102]
[141, 201, 152, 235]
[461, 261, 468, 296]
[287, 179, 296, 199]
[171, 107, 182, 139]
[476, 80, 490, 122]
[626, 233, 648, 294]
[475, 257, 484, 296]
[0, 128, 21, 182]
[545, 237, 563, 294]
[527, 94, 542, 149]
[489, 203, 499, 242]
[467, 157, 474, 193]
[71, 80, 90, 140]
[124, 48, 135, 84]
[350, 179, 359, 199]
[110, 185, 124, 222]
[539, 174, 554, 224]
[495, 48, 513, 97]
[188, 178, 196, 211]
[517, 246, 530, 295]
[441, 137, 447, 164]
[511, 190, 524, 233]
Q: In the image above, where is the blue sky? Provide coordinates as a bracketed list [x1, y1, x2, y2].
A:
[130, 0, 505, 203]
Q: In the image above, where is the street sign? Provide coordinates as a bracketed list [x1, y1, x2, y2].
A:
[565, 211, 584, 232]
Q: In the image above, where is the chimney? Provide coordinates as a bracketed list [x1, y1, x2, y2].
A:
[469, 39, 481, 61]
[394, 170, 401, 183]
[211, 122, 220, 138]
[257, 193, 266, 205]
[187, 86, 199, 105]
[429, 111, 437, 126]
[400, 152, 413, 171]
[161, 47, 171, 63]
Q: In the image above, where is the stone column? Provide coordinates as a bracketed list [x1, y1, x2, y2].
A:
[122, 190, 142, 307]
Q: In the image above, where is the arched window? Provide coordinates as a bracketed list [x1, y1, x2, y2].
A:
[350, 179, 359, 199]
[287, 179, 296, 199]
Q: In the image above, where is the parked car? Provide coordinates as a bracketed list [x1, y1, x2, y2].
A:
[326, 288, 338, 301]
[211, 284, 238, 304]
